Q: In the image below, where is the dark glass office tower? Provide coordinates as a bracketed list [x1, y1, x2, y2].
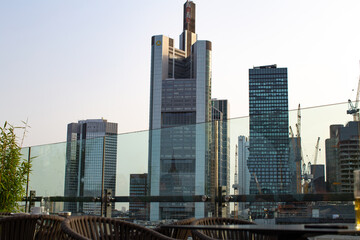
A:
[64, 119, 117, 215]
[148, 1, 213, 220]
[129, 174, 148, 220]
[248, 65, 291, 218]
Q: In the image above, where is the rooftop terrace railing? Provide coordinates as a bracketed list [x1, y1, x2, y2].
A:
[17, 101, 360, 223]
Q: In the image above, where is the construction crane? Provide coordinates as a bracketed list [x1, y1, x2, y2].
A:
[301, 137, 320, 193]
[313, 137, 321, 167]
[304, 137, 320, 193]
[296, 104, 304, 174]
[289, 126, 296, 151]
[253, 173, 262, 194]
[297, 104, 301, 136]
[233, 145, 239, 218]
[347, 62, 360, 121]
[309, 137, 321, 178]
[295, 104, 307, 193]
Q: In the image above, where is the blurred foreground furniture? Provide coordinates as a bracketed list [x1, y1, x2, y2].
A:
[0, 212, 11, 216]
[155, 217, 195, 239]
[190, 220, 360, 240]
[0, 214, 64, 240]
[61, 216, 175, 240]
[191, 217, 273, 240]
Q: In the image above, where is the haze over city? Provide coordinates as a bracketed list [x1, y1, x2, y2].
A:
[1, 0, 360, 147]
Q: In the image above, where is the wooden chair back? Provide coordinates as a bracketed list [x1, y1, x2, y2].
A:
[0, 215, 64, 240]
[155, 217, 196, 239]
[62, 216, 176, 240]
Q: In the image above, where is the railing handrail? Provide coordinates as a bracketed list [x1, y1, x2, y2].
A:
[22, 193, 354, 203]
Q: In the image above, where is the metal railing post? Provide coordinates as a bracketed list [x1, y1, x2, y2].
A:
[101, 136, 106, 216]
[29, 190, 36, 212]
[105, 189, 113, 218]
[25, 147, 31, 212]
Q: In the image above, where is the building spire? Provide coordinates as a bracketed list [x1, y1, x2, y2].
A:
[183, 1, 195, 33]
[180, 1, 196, 56]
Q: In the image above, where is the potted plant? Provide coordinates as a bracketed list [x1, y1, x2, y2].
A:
[0, 122, 32, 212]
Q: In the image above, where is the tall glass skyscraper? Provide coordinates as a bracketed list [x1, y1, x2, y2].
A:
[248, 65, 291, 218]
[148, 1, 213, 220]
[129, 174, 148, 220]
[64, 119, 117, 215]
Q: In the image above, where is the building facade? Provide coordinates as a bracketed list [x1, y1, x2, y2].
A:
[211, 99, 230, 216]
[326, 121, 360, 193]
[212, 100, 230, 196]
[325, 124, 342, 192]
[248, 65, 291, 218]
[148, 1, 213, 220]
[237, 136, 250, 218]
[310, 164, 326, 193]
[64, 119, 118, 215]
[129, 174, 148, 220]
[289, 136, 302, 193]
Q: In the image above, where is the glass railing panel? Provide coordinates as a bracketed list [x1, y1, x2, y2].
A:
[27, 142, 66, 212]
[13, 101, 359, 223]
[28, 142, 66, 197]
[115, 129, 149, 219]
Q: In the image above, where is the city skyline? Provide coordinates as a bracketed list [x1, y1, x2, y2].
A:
[148, 0, 214, 219]
[1, 0, 360, 148]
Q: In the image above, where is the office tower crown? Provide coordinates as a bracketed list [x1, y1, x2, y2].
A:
[180, 1, 197, 56]
[183, 1, 195, 33]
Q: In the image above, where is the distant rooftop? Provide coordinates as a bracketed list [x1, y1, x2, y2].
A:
[253, 64, 277, 69]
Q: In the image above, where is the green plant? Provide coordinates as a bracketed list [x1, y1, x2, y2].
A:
[0, 122, 31, 212]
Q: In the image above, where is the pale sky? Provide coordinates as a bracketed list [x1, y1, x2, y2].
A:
[1, 0, 360, 147]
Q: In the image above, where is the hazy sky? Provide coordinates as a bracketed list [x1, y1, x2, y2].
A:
[1, 0, 360, 147]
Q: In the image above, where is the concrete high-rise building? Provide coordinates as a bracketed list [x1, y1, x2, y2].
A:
[148, 1, 213, 220]
[129, 174, 148, 220]
[310, 164, 326, 193]
[248, 65, 291, 218]
[325, 122, 360, 193]
[238, 136, 250, 218]
[289, 136, 302, 193]
[325, 124, 342, 192]
[64, 119, 117, 215]
[211, 99, 230, 216]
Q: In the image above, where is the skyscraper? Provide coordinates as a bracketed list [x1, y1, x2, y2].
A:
[310, 164, 326, 193]
[148, 1, 212, 220]
[237, 136, 250, 218]
[212, 99, 230, 216]
[64, 119, 117, 215]
[248, 65, 291, 218]
[325, 122, 360, 193]
[325, 124, 342, 192]
[289, 136, 302, 193]
[129, 174, 148, 220]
